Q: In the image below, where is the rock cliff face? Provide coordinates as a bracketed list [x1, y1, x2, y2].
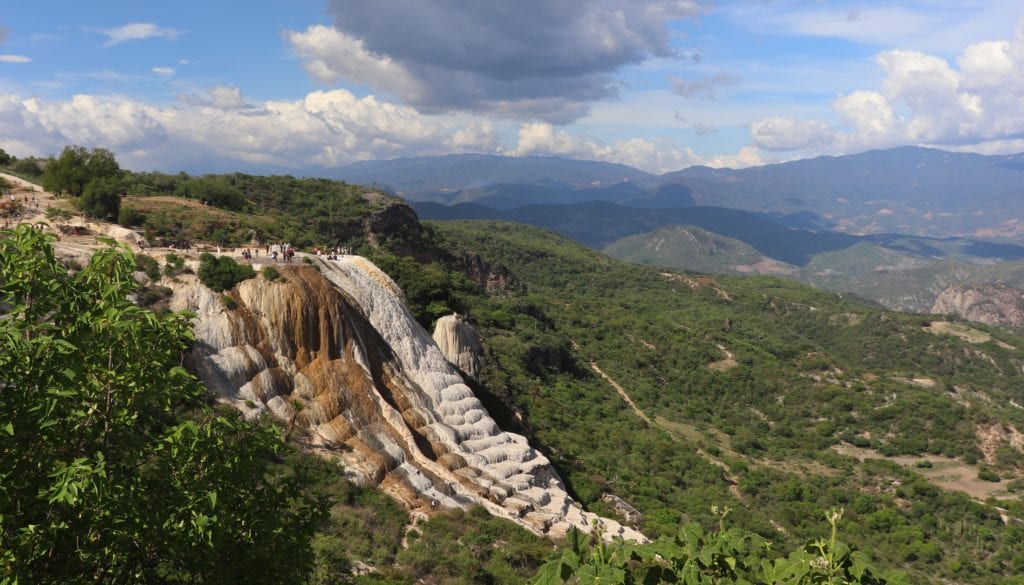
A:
[931, 283, 1024, 331]
[449, 251, 519, 293]
[432, 314, 483, 380]
[171, 256, 642, 542]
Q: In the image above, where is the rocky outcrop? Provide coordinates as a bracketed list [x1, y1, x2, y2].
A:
[448, 251, 519, 293]
[931, 283, 1024, 331]
[361, 195, 424, 253]
[432, 314, 483, 380]
[170, 256, 643, 542]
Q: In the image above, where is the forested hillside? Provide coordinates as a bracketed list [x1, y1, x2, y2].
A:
[7, 151, 1024, 582]
[428, 220, 1024, 584]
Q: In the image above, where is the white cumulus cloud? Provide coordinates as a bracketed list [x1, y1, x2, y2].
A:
[0, 89, 760, 175]
[747, 18, 1024, 155]
[750, 117, 834, 151]
[99, 23, 181, 47]
[509, 122, 761, 172]
[0, 90, 506, 171]
[0, 54, 31, 63]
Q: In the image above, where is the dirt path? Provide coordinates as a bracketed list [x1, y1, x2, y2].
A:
[587, 360, 652, 425]
[707, 344, 739, 371]
[580, 348, 743, 499]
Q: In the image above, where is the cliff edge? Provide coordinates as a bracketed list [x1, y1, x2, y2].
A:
[169, 254, 643, 542]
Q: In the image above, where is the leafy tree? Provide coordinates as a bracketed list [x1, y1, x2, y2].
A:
[78, 176, 122, 219]
[42, 145, 121, 197]
[10, 158, 43, 180]
[0, 226, 326, 584]
[0, 148, 12, 166]
[174, 177, 249, 211]
[197, 252, 255, 292]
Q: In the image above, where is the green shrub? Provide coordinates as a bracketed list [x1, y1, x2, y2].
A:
[45, 207, 73, 222]
[163, 253, 186, 277]
[174, 177, 248, 211]
[10, 158, 43, 179]
[221, 293, 238, 310]
[262, 266, 282, 282]
[137, 285, 173, 307]
[135, 254, 161, 280]
[977, 468, 1001, 482]
[198, 253, 255, 292]
[118, 205, 146, 227]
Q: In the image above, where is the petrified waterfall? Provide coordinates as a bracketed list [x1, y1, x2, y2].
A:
[432, 314, 483, 380]
[172, 256, 643, 541]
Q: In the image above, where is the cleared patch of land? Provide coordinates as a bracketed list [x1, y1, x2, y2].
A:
[924, 320, 1015, 350]
[834, 443, 1016, 501]
[707, 344, 739, 371]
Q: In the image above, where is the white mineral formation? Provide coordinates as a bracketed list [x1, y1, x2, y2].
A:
[171, 256, 644, 542]
[432, 314, 483, 380]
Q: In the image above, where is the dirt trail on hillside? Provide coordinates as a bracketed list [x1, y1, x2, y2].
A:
[587, 360, 653, 425]
[579, 346, 743, 499]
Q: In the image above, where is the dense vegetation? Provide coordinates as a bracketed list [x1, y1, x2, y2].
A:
[197, 252, 256, 292]
[8, 147, 1024, 582]
[0, 226, 326, 583]
[426, 220, 1024, 584]
[121, 170, 386, 249]
[42, 146, 124, 219]
[534, 508, 900, 584]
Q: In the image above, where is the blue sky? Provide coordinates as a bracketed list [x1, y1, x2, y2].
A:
[2, 1, 1023, 174]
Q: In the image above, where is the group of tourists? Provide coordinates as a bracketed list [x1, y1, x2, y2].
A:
[3, 193, 43, 220]
[267, 243, 295, 263]
[159, 241, 355, 264]
[312, 245, 352, 261]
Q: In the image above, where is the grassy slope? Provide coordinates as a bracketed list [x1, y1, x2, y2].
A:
[432, 220, 1024, 584]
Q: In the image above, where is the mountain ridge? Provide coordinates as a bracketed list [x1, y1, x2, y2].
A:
[339, 146, 1024, 243]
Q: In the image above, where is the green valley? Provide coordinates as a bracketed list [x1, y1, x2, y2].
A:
[427, 220, 1024, 584]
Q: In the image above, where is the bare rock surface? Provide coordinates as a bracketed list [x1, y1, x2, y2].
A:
[432, 314, 483, 380]
[931, 283, 1024, 331]
[166, 254, 643, 542]
[45, 215, 643, 541]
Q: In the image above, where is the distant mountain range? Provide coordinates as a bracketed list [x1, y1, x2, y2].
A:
[343, 146, 1024, 313]
[414, 200, 1024, 312]
[334, 154, 655, 199]
[338, 146, 1024, 241]
[414, 200, 1024, 265]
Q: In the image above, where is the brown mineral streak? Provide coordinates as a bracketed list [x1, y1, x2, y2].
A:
[183, 258, 644, 541]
